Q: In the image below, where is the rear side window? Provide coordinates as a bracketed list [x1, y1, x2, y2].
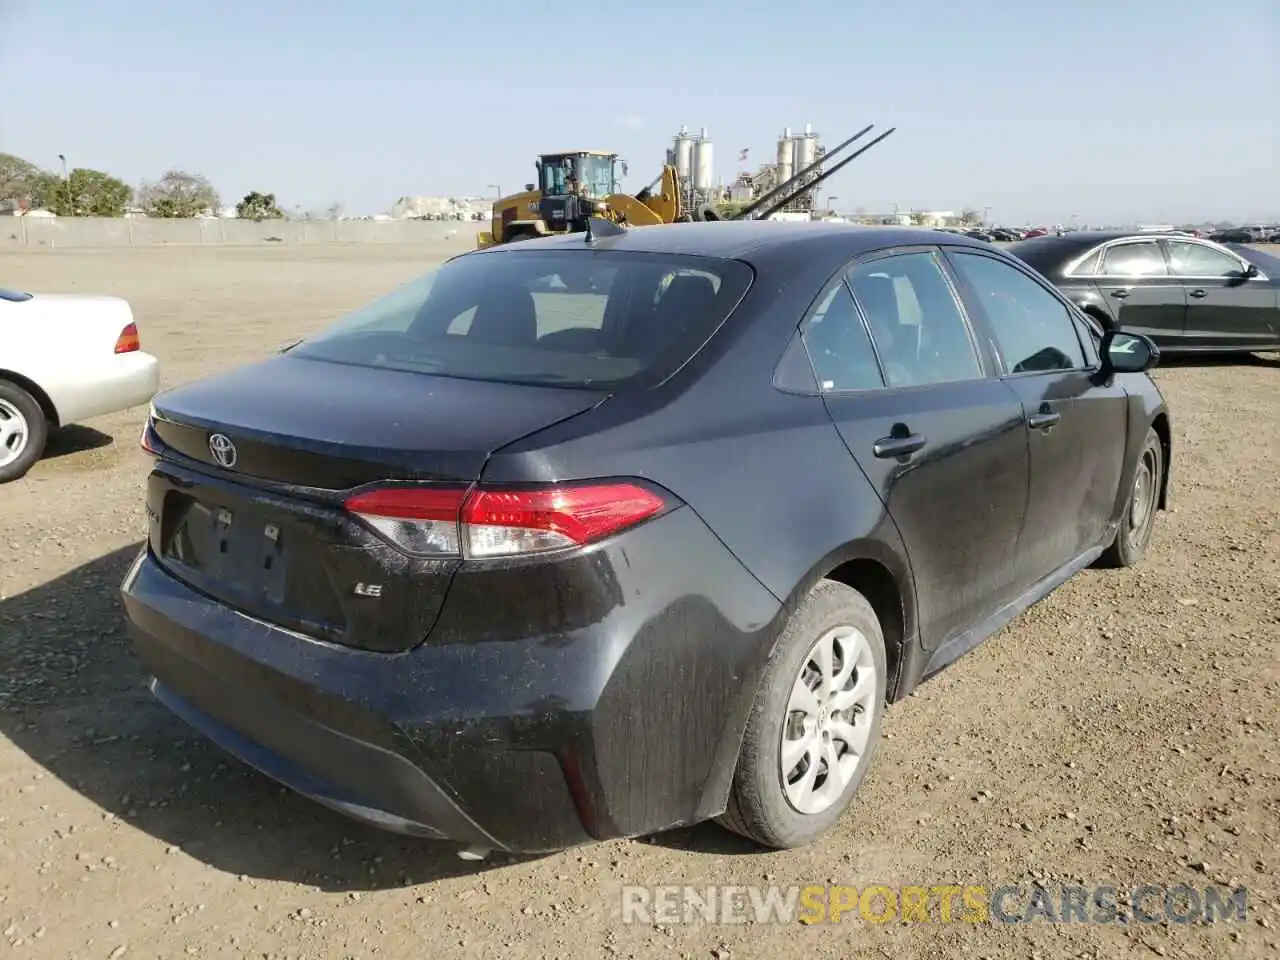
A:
[292, 250, 753, 389]
[846, 252, 983, 388]
[1101, 241, 1167, 277]
[801, 282, 884, 392]
[1068, 248, 1104, 276]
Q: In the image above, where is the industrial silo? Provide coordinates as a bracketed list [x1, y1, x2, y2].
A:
[793, 122, 818, 173]
[673, 125, 694, 182]
[692, 128, 714, 193]
[776, 127, 794, 189]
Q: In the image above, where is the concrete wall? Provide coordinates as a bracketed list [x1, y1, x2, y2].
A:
[0, 216, 487, 250]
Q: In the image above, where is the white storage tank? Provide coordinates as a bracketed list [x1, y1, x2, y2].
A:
[794, 121, 818, 173]
[776, 127, 794, 188]
[692, 128, 714, 193]
[673, 125, 694, 182]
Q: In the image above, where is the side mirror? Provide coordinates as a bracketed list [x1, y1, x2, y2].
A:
[1242, 262, 1259, 279]
[524, 183, 535, 192]
[1100, 329, 1159, 374]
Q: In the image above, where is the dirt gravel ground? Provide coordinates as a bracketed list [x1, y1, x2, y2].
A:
[1, 242, 1277, 960]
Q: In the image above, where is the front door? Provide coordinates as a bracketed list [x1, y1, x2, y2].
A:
[1091, 238, 1188, 347]
[1164, 239, 1280, 349]
[944, 247, 1130, 587]
[804, 248, 1029, 652]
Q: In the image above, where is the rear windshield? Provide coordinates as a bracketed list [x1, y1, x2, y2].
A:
[292, 249, 754, 390]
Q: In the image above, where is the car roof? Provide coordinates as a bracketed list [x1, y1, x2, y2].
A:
[472, 221, 999, 265]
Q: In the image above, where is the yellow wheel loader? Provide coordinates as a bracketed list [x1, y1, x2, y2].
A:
[476, 150, 710, 249]
[475, 125, 896, 249]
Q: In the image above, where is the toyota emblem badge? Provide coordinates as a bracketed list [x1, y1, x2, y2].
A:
[208, 433, 238, 468]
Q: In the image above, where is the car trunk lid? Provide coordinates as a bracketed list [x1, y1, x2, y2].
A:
[150, 353, 606, 487]
[146, 354, 606, 652]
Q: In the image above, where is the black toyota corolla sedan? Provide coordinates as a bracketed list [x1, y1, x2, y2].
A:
[122, 221, 1172, 856]
[1007, 231, 1280, 355]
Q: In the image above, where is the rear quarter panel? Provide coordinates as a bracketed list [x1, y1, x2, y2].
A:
[483, 250, 920, 643]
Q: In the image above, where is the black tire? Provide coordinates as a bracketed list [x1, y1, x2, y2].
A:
[1097, 425, 1163, 568]
[691, 204, 722, 222]
[0, 379, 49, 484]
[717, 579, 888, 849]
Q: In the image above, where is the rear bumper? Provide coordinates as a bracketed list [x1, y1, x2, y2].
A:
[121, 506, 783, 852]
[55, 351, 160, 425]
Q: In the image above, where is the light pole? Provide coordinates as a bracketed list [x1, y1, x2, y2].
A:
[488, 183, 501, 199]
[826, 195, 838, 214]
[983, 205, 992, 227]
[57, 153, 69, 214]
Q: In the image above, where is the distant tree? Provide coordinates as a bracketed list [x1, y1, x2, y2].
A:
[908, 211, 929, 226]
[0, 152, 41, 204]
[959, 207, 982, 227]
[325, 202, 343, 220]
[236, 191, 285, 221]
[28, 167, 132, 217]
[138, 169, 220, 218]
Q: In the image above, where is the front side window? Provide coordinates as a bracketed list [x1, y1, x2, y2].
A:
[1101, 241, 1168, 277]
[291, 250, 753, 390]
[1165, 241, 1242, 278]
[846, 251, 983, 388]
[948, 251, 1085, 374]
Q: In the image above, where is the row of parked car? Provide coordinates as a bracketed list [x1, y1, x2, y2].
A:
[941, 224, 1280, 245]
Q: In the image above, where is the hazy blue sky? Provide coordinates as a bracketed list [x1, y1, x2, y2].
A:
[1, 0, 1275, 223]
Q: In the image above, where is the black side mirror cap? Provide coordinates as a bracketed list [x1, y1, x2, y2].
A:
[1243, 262, 1259, 278]
[1100, 329, 1159, 375]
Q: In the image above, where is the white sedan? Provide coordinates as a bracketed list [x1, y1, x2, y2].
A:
[0, 287, 161, 483]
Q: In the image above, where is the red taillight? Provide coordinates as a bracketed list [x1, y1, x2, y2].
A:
[343, 482, 667, 559]
[343, 486, 468, 556]
[114, 322, 141, 354]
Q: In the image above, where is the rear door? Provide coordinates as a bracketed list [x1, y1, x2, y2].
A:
[804, 246, 1029, 652]
[1089, 239, 1188, 346]
[943, 247, 1129, 588]
[1163, 238, 1280, 349]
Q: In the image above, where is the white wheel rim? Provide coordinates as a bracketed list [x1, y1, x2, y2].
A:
[0, 398, 30, 468]
[779, 625, 878, 815]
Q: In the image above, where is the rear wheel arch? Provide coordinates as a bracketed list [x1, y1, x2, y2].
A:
[779, 544, 916, 703]
[0, 369, 59, 429]
[823, 557, 910, 703]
